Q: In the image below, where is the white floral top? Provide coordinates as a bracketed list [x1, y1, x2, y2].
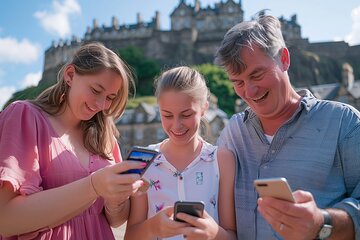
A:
[144, 140, 220, 240]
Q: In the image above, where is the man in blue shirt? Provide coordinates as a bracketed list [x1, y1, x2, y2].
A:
[215, 13, 359, 239]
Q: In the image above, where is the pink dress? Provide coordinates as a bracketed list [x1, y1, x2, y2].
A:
[0, 101, 121, 240]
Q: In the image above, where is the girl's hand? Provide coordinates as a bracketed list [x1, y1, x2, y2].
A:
[176, 210, 219, 240]
[91, 160, 146, 203]
[149, 206, 190, 238]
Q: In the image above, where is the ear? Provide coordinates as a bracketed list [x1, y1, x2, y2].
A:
[64, 65, 75, 86]
[201, 101, 209, 117]
[280, 47, 290, 71]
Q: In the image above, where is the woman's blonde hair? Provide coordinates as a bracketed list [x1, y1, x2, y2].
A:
[32, 42, 134, 159]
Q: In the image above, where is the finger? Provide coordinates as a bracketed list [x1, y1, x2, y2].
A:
[112, 161, 146, 174]
[180, 227, 205, 239]
[175, 212, 204, 227]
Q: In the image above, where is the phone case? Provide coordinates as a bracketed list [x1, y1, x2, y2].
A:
[173, 201, 205, 222]
[254, 177, 295, 202]
[122, 146, 159, 176]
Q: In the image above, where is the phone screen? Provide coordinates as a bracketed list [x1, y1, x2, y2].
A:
[122, 147, 159, 176]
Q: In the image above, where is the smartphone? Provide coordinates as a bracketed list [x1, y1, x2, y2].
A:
[173, 201, 205, 222]
[122, 146, 159, 176]
[254, 177, 296, 202]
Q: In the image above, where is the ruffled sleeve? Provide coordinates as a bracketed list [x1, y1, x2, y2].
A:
[0, 101, 43, 195]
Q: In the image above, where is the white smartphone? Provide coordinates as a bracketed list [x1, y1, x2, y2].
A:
[254, 177, 296, 202]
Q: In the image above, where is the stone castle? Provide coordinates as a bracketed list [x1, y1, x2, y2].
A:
[41, 0, 294, 85]
[40, 0, 360, 86]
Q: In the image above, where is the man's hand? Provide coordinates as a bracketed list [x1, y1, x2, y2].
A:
[257, 190, 323, 240]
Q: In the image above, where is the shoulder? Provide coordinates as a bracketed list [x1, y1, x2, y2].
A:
[311, 99, 360, 124]
[0, 101, 42, 121]
[216, 147, 235, 171]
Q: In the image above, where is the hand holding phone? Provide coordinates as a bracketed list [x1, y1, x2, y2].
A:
[254, 177, 296, 202]
[122, 146, 159, 176]
[173, 201, 205, 222]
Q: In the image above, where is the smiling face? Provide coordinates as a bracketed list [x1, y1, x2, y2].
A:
[64, 65, 122, 122]
[159, 90, 205, 147]
[228, 45, 297, 122]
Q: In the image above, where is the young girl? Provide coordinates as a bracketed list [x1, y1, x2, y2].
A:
[125, 66, 236, 240]
[0, 42, 146, 239]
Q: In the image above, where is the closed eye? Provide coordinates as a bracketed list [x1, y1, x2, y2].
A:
[232, 80, 244, 88]
[91, 87, 101, 95]
[251, 72, 265, 80]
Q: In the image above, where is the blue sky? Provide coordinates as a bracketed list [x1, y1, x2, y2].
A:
[1, 0, 360, 109]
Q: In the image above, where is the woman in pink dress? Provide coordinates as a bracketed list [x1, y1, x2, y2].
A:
[0, 42, 145, 239]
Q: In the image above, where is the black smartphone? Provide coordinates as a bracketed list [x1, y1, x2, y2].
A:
[122, 146, 159, 176]
[254, 177, 296, 202]
[173, 201, 205, 222]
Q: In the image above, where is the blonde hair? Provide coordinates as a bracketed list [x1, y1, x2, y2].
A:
[32, 42, 134, 159]
[154, 66, 209, 107]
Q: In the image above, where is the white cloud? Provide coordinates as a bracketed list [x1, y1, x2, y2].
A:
[0, 86, 16, 110]
[34, 0, 81, 38]
[0, 37, 40, 64]
[345, 5, 360, 46]
[21, 71, 42, 88]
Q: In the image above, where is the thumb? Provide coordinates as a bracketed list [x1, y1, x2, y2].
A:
[293, 190, 314, 203]
[111, 160, 146, 174]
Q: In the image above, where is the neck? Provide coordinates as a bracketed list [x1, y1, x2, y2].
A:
[260, 94, 301, 135]
[161, 136, 203, 171]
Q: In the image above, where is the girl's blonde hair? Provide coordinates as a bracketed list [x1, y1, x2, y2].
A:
[154, 66, 209, 108]
[32, 42, 134, 159]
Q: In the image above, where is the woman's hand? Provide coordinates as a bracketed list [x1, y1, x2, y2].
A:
[91, 160, 146, 203]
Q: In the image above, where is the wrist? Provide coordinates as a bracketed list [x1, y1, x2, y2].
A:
[315, 209, 333, 240]
[89, 173, 100, 198]
[104, 200, 127, 216]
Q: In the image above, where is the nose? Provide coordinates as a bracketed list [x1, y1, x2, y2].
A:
[245, 83, 258, 99]
[174, 117, 183, 129]
[95, 97, 107, 110]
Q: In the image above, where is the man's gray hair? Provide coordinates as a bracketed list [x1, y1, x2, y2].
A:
[215, 14, 286, 74]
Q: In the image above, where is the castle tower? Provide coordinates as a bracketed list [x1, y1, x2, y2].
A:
[155, 11, 161, 30]
[342, 63, 354, 90]
[195, 0, 201, 12]
[111, 16, 119, 29]
[93, 19, 98, 29]
[137, 13, 143, 25]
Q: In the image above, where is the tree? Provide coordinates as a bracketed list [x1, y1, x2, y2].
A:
[195, 64, 237, 115]
[118, 46, 161, 96]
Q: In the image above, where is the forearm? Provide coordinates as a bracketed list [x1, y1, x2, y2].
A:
[0, 175, 98, 237]
[327, 208, 355, 240]
[214, 227, 237, 240]
[105, 199, 130, 228]
[125, 217, 156, 240]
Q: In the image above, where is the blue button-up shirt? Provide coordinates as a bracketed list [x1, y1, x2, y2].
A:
[217, 90, 360, 239]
